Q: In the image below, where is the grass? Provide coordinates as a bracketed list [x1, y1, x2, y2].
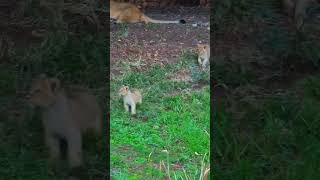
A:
[110, 51, 210, 179]
[0, 31, 107, 179]
[145, 23, 160, 30]
[213, 0, 320, 179]
[214, 78, 320, 179]
[115, 23, 130, 39]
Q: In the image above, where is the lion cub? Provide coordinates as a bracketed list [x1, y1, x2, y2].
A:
[118, 86, 142, 115]
[197, 43, 210, 70]
[110, 0, 186, 24]
[27, 74, 101, 168]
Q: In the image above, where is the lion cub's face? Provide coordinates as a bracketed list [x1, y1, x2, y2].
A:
[28, 74, 60, 107]
[197, 44, 209, 55]
[118, 86, 129, 96]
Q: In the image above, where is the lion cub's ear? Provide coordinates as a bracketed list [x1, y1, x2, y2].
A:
[49, 78, 61, 94]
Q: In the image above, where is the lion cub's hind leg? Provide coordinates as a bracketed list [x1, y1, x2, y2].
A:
[130, 103, 136, 115]
[67, 129, 83, 168]
[124, 103, 129, 112]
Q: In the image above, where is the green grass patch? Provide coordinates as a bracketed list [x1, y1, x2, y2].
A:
[213, 75, 320, 179]
[212, 2, 320, 176]
[110, 51, 210, 178]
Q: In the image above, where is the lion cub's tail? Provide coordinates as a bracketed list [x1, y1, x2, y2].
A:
[141, 14, 186, 24]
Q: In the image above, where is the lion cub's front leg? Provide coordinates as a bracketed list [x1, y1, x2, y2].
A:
[202, 57, 210, 70]
[124, 103, 129, 112]
[198, 57, 203, 67]
[45, 133, 61, 160]
[67, 129, 83, 168]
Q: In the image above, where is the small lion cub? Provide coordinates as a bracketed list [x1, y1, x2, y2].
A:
[197, 43, 210, 70]
[118, 86, 142, 115]
[27, 74, 101, 168]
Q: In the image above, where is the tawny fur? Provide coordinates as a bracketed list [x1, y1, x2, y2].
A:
[27, 74, 102, 168]
[118, 85, 142, 115]
[110, 0, 186, 24]
[197, 43, 210, 70]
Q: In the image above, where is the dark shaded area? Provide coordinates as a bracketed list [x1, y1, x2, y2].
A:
[176, 0, 201, 6]
[0, 0, 108, 179]
[212, 0, 320, 179]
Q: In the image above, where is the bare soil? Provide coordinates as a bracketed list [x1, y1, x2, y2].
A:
[110, 7, 210, 75]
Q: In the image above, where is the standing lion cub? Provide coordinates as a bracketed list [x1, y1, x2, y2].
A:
[27, 74, 102, 168]
[118, 85, 142, 115]
[197, 43, 210, 70]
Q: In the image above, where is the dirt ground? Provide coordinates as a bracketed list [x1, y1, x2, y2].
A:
[110, 7, 210, 76]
